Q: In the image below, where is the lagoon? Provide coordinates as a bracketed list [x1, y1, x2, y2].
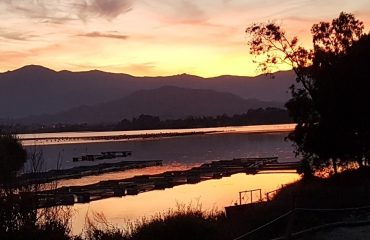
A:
[21, 124, 299, 234]
[21, 124, 296, 171]
[70, 172, 300, 234]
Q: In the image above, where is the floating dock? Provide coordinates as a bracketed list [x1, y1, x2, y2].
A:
[24, 157, 301, 208]
[72, 151, 132, 162]
[18, 159, 162, 185]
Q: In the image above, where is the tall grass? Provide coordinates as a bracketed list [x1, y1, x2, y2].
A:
[83, 202, 228, 240]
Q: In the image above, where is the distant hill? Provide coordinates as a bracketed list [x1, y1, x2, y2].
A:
[19, 86, 283, 124]
[0, 65, 295, 119]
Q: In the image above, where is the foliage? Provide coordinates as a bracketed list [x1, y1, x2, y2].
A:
[128, 203, 226, 240]
[0, 134, 74, 240]
[246, 12, 370, 174]
[117, 108, 290, 130]
[84, 212, 128, 240]
[0, 134, 27, 185]
[3, 108, 291, 134]
[83, 203, 227, 240]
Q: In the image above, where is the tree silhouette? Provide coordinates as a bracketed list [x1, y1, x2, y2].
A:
[0, 134, 73, 239]
[246, 12, 369, 175]
[0, 134, 27, 186]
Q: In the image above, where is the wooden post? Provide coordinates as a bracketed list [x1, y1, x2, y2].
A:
[259, 189, 262, 202]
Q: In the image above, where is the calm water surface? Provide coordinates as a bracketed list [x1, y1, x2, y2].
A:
[21, 124, 300, 234]
[71, 173, 300, 234]
[22, 124, 296, 170]
[19, 124, 294, 145]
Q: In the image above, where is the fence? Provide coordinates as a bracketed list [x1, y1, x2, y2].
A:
[238, 185, 286, 205]
[232, 205, 370, 240]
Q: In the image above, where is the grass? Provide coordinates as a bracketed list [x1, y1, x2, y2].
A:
[3, 167, 369, 240]
[81, 167, 370, 240]
[226, 167, 370, 239]
[277, 166, 370, 208]
[83, 203, 228, 240]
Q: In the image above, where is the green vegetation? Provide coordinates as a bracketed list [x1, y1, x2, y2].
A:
[247, 12, 370, 175]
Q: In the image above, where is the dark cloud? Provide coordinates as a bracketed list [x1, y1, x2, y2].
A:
[0, 0, 76, 23]
[39, 17, 79, 25]
[78, 31, 129, 40]
[152, 0, 208, 25]
[177, 1, 205, 21]
[0, 0, 133, 22]
[1, 0, 45, 17]
[77, 0, 133, 21]
[0, 29, 38, 41]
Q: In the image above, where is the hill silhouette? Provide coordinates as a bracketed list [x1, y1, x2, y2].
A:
[0, 65, 294, 119]
[19, 86, 282, 124]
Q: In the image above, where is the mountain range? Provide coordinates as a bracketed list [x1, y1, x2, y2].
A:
[0, 65, 295, 124]
[19, 86, 282, 124]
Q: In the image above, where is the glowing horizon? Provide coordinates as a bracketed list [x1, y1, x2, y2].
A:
[1, 0, 369, 77]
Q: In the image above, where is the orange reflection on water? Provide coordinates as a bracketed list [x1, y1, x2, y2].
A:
[57, 164, 198, 188]
[19, 124, 295, 146]
[71, 172, 300, 234]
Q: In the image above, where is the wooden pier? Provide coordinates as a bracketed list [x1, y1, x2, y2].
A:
[72, 151, 132, 162]
[18, 159, 162, 185]
[24, 157, 301, 208]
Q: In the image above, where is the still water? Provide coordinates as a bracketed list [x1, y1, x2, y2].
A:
[71, 173, 300, 234]
[21, 124, 300, 234]
[19, 124, 294, 145]
[21, 124, 296, 170]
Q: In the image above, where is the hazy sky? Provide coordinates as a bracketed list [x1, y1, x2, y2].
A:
[1, 0, 369, 77]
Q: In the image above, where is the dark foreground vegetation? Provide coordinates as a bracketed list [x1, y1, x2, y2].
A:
[82, 167, 370, 240]
[2, 164, 369, 240]
[247, 12, 370, 174]
[2, 131, 368, 240]
[1, 131, 369, 240]
[0, 107, 290, 134]
[1, 11, 370, 240]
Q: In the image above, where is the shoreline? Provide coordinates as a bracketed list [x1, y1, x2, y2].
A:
[19, 123, 295, 146]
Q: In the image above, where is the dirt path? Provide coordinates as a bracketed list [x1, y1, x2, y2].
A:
[303, 224, 370, 240]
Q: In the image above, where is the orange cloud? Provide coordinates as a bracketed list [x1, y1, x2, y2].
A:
[0, 0, 369, 76]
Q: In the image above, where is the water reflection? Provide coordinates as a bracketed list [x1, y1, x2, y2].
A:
[23, 124, 300, 235]
[71, 172, 300, 234]
[25, 131, 297, 170]
[19, 124, 295, 145]
[57, 164, 197, 188]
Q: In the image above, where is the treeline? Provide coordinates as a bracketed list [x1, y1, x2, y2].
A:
[117, 107, 291, 130]
[1, 108, 292, 134]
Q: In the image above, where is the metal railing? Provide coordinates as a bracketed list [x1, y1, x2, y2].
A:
[238, 184, 286, 205]
[239, 189, 262, 205]
[232, 205, 370, 240]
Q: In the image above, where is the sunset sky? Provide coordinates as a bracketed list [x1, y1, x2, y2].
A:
[1, 0, 369, 77]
